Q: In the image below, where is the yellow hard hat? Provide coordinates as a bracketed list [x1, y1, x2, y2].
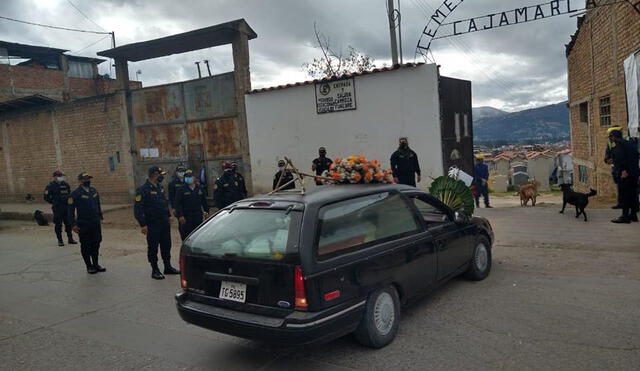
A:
[475, 154, 485, 160]
[607, 126, 623, 134]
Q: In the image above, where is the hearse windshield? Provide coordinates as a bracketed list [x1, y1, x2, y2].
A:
[185, 208, 301, 261]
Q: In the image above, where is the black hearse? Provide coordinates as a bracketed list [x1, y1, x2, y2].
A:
[176, 184, 493, 348]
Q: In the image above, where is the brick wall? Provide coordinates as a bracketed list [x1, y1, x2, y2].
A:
[567, 1, 640, 200]
[0, 93, 135, 203]
[0, 64, 142, 103]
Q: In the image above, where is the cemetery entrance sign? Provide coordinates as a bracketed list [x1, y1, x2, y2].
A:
[315, 77, 357, 114]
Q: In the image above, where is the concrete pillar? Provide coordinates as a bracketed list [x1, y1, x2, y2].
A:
[232, 32, 253, 194]
[114, 58, 130, 91]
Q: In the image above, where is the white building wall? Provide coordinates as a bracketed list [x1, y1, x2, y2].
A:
[245, 64, 444, 194]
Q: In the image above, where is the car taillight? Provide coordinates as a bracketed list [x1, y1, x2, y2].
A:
[294, 265, 308, 310]
[180, 254, 187, 290]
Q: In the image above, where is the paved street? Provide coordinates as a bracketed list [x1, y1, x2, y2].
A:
[1, 204, 639, 370]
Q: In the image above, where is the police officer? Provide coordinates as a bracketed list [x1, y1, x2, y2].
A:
[312, 147, 333, 185]
[214, 161, 244, 209]
[134, 166, 180, 279]
[609, 130, 639, 223]
[174, 169, 210, 240]
[474, 154, 492, 208]
[605, 126, 625, 209]
[231, 162, 248, 198]
[273, 160, 295, 190]
[168, 164, 187, 213]
[390, 137, 421, 186]
[44, 170, 77, 247]
[68, 172, 104, 274]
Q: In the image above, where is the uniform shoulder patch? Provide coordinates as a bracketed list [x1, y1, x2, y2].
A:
[68, 198, 74, 205]
[135, 195, 142, 202]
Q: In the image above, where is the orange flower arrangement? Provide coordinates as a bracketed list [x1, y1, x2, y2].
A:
[321, 155, 395, 184]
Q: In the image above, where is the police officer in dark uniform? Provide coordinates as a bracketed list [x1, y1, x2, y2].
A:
[609, 130, 639, 223]
[231, 162, 248, 198]
[312, 147, 333, 185]
[214, 161, 244, 209]
[273, 160, 295, 190]
[44, 170, 77, 247]
[390, 137, 421, 187]
[174, 169, 210, 240]
[168, 164, 187, 213]
[134, 166, 180, 279]
[604, 126, 625, 209]
[68, 172, 104, 274]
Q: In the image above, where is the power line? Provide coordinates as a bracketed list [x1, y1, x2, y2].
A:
[0, 14, 110, 35]
[72, 34, 111, 54]
[65, 0, 106, 32]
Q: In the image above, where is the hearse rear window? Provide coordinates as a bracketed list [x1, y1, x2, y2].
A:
[186, 209, 301, 261]
[317, 192, 420, 259]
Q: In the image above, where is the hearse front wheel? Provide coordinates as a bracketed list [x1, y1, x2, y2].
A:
[464, 235, 492, 281]
[354, 285, 400, 348]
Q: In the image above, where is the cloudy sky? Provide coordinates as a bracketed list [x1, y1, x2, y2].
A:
[0, 0, 585, 111]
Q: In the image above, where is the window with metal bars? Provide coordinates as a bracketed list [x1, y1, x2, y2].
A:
[599, 96, 611, 126]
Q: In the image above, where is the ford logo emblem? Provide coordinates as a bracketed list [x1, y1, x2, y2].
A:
[277, 301, 291, 308]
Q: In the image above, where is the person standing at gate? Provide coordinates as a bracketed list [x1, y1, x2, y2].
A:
[68, 172, 104, 274]
[609, 130, 639, 223]
[312, 147, 333, 185]
[134, 166, 180, 279]
[273, 160, 295, 190]
[231, 162, 248, 198]
[604, 126, 625, 209]
[214, 161, 244, 209]
[390, 137, 421, 187]
[168, 164, 187, 214]
[174, 169, 209, 240]
[199, 159, 208, 197]
[44, 170, 77, 247]
[473, 154, 492, 208]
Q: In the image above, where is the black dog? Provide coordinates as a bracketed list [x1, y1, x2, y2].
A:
[559, 184, 597, 222]
[34, 210, 49, 226]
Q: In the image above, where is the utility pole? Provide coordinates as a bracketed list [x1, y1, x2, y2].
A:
[387, 0, 399, 65]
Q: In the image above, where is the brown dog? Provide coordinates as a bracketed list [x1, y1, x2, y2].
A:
[519, 182, 539, 206]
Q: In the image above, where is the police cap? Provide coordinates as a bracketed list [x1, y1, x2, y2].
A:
[277, 160, 286, 167]
[53, 170, 64, 177]
[77, 172, 93, 181]
[148, 166, 167, 176]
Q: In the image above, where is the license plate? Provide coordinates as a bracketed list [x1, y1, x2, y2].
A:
[219, 281, 247, 303]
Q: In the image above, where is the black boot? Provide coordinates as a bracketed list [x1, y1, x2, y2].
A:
[68, 233, 78, 245]
[611, 216, 631, 224]
[151, 262, 165, 280]
[612, 204, 622, 209]
[92, 254, 106, 272]
[87, 266, 98, 274]
[163, 260, 180, 275]
[57, 239, 64, 247]
[630, 214, 639, 222]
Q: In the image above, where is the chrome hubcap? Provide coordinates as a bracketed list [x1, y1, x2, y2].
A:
[373, 292, 395, 336]
[475, 243, 488, 271]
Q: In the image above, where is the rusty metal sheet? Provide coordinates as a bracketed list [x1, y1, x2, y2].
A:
[131, 84, 184, 125]
[202, 118, 240, 157]
[183, 73, 236, 121]
[135, 125, 186, 160]
[186, 122, 204, 144]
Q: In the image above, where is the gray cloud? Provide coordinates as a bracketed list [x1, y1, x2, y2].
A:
[0, 0, 583, 111]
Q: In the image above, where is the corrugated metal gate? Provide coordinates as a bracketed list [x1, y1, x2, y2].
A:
[129, 72, 243, 193]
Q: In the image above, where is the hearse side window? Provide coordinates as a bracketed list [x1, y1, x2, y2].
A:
[317, 192, 420, 259]
[411, 197, 450, 227]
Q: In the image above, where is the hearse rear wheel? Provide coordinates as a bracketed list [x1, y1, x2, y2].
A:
[464, 235, 492, 281]
[354, 285, 400, 348]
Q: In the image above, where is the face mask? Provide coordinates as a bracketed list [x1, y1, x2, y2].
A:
[184, 177, 194, 185]
[319, 152, 326, 157]
[82, 181, 91, 187]
[56, 177, 65, 183]
[157, 175, 164, 183]
[176, 171, 185, 178]
[400, 142, 408, 149]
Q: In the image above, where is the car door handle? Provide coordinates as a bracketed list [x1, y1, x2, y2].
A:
[434, 240, 446, 251]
